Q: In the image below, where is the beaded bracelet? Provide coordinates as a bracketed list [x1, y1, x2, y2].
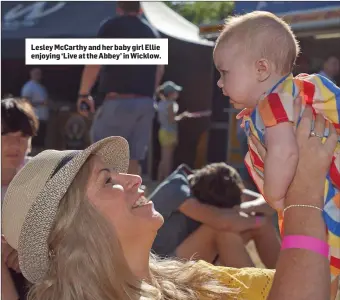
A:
[283, 204, 323, 216]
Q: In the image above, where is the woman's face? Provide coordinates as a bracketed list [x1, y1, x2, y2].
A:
[86, 155, 164, 243]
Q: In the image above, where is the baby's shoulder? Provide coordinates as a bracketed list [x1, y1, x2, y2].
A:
[292, 73, 336, 89]
[293, 73, 339, 100]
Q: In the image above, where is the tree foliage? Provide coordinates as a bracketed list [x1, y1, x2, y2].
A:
[165, 1, 234, 26]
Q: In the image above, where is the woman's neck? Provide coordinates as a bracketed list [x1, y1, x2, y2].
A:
[121, 234, 155, 280]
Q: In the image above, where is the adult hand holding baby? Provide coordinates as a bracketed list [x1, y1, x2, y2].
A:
[251, 99, 338, 211]
[285, 106, 338, 208]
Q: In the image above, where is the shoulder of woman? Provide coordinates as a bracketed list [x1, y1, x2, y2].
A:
[195, 260, 275, 297]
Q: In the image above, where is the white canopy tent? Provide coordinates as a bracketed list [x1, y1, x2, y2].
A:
[141, 1, 213, 46]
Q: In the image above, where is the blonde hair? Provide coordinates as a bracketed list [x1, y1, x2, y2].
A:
[28, 156, 235, 300]
[216, 11, 300, 74]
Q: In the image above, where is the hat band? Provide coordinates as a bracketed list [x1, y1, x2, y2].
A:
[50, 151, 80, 178]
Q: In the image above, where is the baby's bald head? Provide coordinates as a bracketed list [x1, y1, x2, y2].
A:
[215, 11, 300, 75]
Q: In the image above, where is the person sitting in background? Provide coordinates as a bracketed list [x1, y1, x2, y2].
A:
[1, 106, 336, 300]
[156, 81, 192, 181]
[1, 97, 39, 300]
[151, 162, 280, 269]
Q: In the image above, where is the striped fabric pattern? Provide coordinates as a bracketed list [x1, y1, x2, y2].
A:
[238, 73, 340, 280]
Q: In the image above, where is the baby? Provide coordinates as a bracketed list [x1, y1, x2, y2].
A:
[213, 11, 340, 285]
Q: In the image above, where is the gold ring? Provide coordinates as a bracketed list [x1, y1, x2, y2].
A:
[310, 131, 323, 139]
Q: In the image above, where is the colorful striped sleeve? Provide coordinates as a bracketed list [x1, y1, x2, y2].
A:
[258, 92, 295, 127]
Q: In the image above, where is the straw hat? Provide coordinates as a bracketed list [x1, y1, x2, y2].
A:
[2, 136, 129, 283]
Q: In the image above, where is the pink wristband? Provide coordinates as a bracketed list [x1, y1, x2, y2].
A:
[281, 235, 329, 259]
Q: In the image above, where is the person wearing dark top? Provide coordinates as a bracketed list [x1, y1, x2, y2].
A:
[150, 163, 281, 269]
[77, 1, 164, 175]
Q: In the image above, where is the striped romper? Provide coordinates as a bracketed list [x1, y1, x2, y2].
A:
[237, 73, 340, 280]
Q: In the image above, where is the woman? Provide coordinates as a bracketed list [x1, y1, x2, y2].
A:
[2, 107, 336, 299]
[150, 162, 280, 269]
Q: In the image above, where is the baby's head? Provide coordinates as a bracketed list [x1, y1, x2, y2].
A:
[213, 11, 300, 109]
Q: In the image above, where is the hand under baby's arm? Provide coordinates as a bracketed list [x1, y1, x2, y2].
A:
[263, 122, 299, 210]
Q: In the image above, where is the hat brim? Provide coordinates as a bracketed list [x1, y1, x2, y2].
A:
[18, 136, 129, 283]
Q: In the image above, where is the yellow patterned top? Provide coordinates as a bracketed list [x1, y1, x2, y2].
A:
[196, 260, 274, 300]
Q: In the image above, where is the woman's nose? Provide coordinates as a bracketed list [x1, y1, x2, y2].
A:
[124, 174, 142, 190]
[217, 78, 223, 88]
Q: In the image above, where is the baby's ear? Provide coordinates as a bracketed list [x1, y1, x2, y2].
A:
[255, 58, 271, 82]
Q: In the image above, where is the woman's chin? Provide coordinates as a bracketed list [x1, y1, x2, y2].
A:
[132, 201, 164, 228]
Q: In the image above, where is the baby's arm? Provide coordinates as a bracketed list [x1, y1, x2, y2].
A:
[264, 122, 299, 208]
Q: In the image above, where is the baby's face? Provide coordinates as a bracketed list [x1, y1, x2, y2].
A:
[214, 43, 261, 109]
